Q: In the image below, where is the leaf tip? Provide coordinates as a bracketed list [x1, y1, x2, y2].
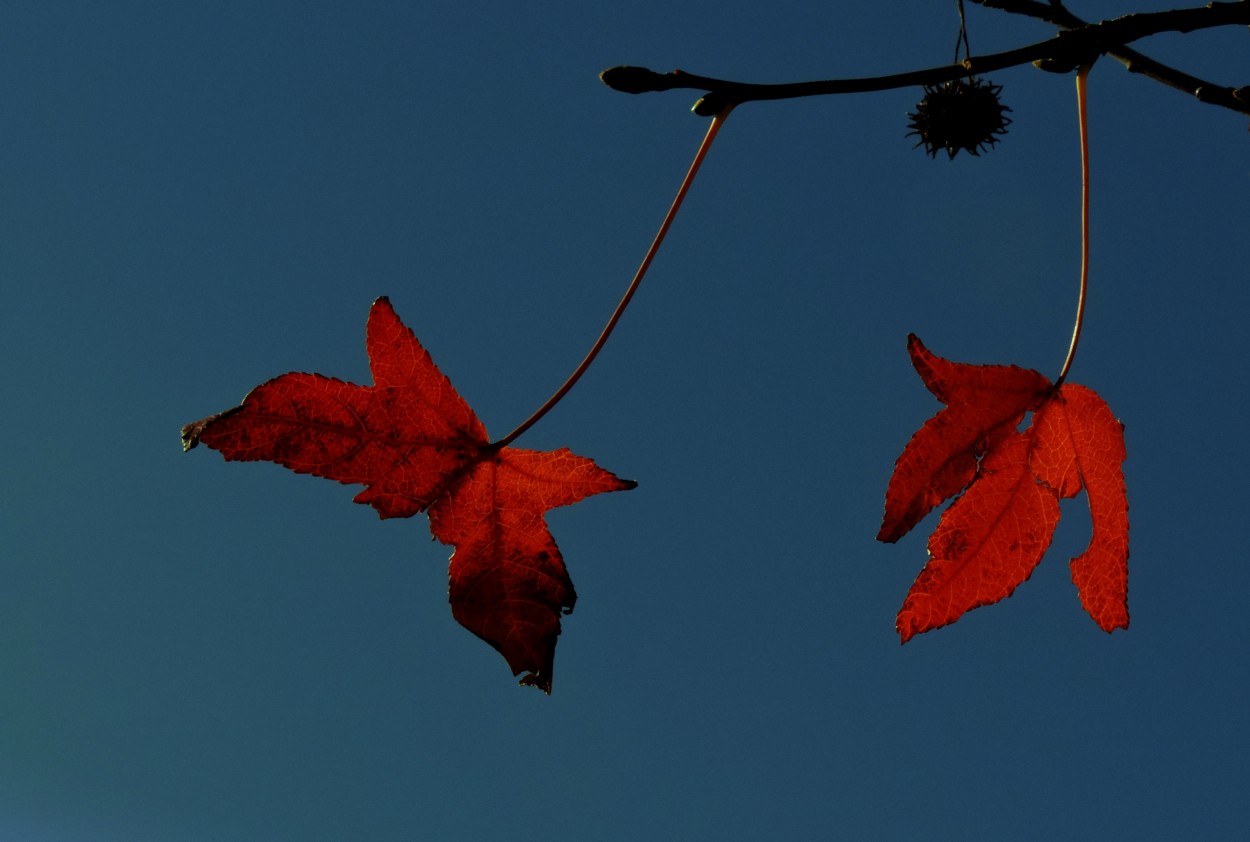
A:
[518, 671, 553, 694]
[369, 295, 396, 322]
[181, 409, 237, 453]
[876, 521, 905, 544]
[180, 424, 200, 452]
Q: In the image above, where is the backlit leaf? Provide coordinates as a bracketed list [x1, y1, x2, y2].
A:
[183, 297, 635, 692]
[880, 337, 1129, 642]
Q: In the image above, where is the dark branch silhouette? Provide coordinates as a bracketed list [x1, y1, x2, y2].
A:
[602, 1, 1250, 117]
[971, 0, 1250, 114]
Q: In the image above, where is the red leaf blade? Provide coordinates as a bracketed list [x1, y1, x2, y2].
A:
[182, 298, 487, 519]
[431, 448, 635, 692]
[183, 298, 635, 691]
[1032, 384, 1130, 632]
[897, 433, 1061, 643]
[906, 333, 1051, 406]
[185, 374, 482, 518]
[878, 335, 1051, 542]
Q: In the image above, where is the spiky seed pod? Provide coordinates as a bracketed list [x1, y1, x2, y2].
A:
[907, 77, 1012, 159]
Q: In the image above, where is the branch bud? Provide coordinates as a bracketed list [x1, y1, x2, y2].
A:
[600, 66, 667, 94]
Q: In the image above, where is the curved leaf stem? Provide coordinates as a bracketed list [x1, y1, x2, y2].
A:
[1055, 63, 1092, 388]
[492, 104, 736, 449]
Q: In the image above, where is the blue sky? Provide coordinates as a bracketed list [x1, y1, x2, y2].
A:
[2, 2, 1247, 839]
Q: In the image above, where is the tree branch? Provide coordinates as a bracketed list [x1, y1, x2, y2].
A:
[971, 0, 1250, 114]
[601, 1, 1250, 117]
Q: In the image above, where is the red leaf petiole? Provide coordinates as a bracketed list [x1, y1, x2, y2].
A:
[492, 103, 737, 449]
[1055, 62, 1093, 388]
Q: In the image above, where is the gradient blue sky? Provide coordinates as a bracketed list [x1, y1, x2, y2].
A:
[3, 2, 1247, 839]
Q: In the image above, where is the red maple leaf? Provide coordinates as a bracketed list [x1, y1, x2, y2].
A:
[182, 297, 635, 692]
[879, 335, 1129, 643]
